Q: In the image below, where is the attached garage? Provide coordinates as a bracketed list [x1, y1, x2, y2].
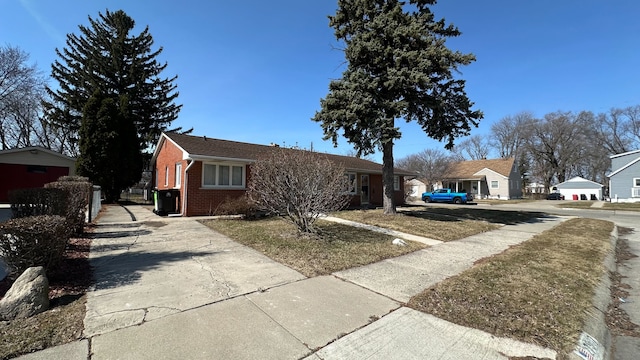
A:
[0, 147, 76, 203]
[555, 176, 603, 201]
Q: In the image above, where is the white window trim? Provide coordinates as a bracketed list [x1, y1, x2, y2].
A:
[634, 178, 640, 187]
[201, 162, 246, 189]
[393, 175, 400, 191]
[175, 163, 182, 188]
[490, 180, 499, 189]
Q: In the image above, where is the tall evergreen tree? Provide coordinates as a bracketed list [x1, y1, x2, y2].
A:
[44, 9, 182, 200]
[313, 0, 482, 214]
[78, 91, 142, 202]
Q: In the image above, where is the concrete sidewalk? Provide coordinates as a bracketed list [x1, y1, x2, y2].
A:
[18, 205, 566, 359]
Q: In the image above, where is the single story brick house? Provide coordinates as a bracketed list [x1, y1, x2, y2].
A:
[440, 158, 522, 200]
[151, 132, 414, 216]
[0, 146, 76, 203]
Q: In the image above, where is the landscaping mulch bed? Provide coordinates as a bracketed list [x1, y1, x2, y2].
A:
[0, 236, 92, 359]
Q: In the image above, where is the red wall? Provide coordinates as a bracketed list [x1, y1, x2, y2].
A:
[0, 163, 70, 202]
[155, 139, 250, 216]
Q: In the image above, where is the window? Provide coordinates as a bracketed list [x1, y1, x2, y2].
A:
[393, 175, 400, 191]
[203, 163, 245, 187]
[27, 165, 47, 173]
[164, 166, 169, 186]
[491, 180, 499, 189]
[634, 178, 640, 187]
[175, 163, 182, 187]
[344, 173, 357, 194]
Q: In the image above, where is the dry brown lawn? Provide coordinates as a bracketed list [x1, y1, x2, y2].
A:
[201, 217, 427, 277]
[408, 218, 614, 356]
[332, 208, 501, 241]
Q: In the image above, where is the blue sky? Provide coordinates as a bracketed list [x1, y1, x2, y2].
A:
[2, 0, 639, 163]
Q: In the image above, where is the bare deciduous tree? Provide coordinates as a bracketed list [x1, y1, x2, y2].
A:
[0, 45, 45, 149]
[490, 111, 535, 158]
[0, 45, 76, 154]
[524, 111, 589, 190]
[452, 135, 490, 160]
[248, 148, 350, 234]
[396, 149, 455, 191]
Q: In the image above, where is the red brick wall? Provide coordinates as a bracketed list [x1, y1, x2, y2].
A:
[155, 139, 188, 213]
[183, 161, 250, 216]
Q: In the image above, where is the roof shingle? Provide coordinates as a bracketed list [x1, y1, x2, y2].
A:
[162, 132, 415, 175]
[444, 158, 515, 179]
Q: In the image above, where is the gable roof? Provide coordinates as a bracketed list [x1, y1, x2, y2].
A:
[0, 146, 75, 161]
[443, 158, 515, 179]
[610, 149, 640, 159]
[608, 155, 640, 178]
[555, 176, 603, 189]
[155, 132, 415, 176]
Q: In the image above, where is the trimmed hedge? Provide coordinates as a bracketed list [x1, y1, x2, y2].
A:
[45, 176, 92, 236]
[0, 215, 70, 274]
[8, 188, 69, 219]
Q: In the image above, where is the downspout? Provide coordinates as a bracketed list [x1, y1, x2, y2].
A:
[182, 159, 196, 216]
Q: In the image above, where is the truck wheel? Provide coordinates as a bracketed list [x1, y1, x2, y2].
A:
[453, 197, 462, 204]
[424, 196, 431, 203]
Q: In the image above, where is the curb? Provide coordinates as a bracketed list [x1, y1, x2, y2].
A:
[569, 225, 617, 360]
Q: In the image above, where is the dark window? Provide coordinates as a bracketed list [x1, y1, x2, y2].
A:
[27, 165, 47, 173]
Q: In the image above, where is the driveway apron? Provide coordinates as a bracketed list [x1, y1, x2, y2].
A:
[83, 205, 306, 337]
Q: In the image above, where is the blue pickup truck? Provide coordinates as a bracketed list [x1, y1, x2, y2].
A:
[421, 188, 473, 204]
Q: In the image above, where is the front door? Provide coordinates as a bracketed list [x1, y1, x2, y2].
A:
[361, 175, 369, 205]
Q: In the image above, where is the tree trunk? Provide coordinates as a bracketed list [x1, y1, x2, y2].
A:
[382, 140, 396, 215]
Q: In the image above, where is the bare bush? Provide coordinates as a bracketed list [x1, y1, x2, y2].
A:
[248, 148, 350, 234]
[213, 196, 260, 218]
[0, 215, 70, 274]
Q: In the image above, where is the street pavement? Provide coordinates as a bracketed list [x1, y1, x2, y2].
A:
[15, 201, 633, 359]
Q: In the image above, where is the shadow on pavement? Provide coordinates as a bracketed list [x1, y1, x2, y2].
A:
[403, 208, 552, 225]
[91, 229, 152, 239]
[91, 249, 217, 290]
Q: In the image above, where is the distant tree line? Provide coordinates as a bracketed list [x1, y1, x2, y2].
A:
[398, 107, 640, 193]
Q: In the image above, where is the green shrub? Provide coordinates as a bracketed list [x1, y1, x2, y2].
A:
[0, 215, 70, 274]
[45, 176, 92, 235]
[8, 188, 68, 219]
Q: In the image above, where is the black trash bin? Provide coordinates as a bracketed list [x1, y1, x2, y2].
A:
[155, 189, 179, 215]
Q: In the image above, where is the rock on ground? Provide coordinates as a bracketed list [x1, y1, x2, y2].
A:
[0, 266, 49, 321]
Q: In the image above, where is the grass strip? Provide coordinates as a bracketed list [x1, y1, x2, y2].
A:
[332, 209, 499, 241]
[200, 217, 427, 277]
[408, 218, 613, 356]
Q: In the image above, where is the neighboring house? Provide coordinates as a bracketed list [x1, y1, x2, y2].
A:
[608, 149, 640, 203]
[405, 178, 428, 199]
[151, 132, 414, 216]
[440, 158, 522, 200]
[554, 176, 603, 200]
[0, 146, 76, 203]
[524, 182, 546, 194]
